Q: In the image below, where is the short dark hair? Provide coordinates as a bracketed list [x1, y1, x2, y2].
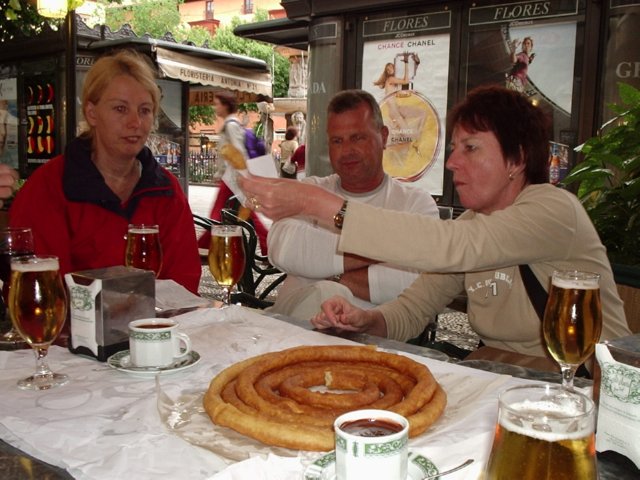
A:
[285, 126, 298, 141]
[327, 89, 385, 129]
[214, 91, 238, 114]
[448, 85, 550, 185]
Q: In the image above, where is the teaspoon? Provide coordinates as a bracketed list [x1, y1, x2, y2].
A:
[422, 458, 474, 480]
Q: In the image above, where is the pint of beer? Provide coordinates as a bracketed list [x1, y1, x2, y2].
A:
[9, 255, 69, 390]
[484, 384, 597, 480]
[208, 225, 246, 288]
[9, 255, 67, 347]
[208, 225, 246, 305]
[543, 270, 602, 365]
[125, 224, 163, 277]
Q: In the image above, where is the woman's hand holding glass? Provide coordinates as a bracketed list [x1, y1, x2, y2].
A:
[10, 255, 68, 390]
[542, 270, 603, 390]
[208, 225, 246, 306]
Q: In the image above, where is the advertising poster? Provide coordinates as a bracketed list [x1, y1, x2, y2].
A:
[361, 12, 451, 195]
[466, 1, 580, 143]
[602, 4, 640, 121]
[0, 78, 19, 168]
[500, 22, 576, 116]
[25, 75, 57, 166]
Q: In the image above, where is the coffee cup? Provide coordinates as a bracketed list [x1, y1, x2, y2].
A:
[128, 319, 192, 367]
[334, 409, 409, 480]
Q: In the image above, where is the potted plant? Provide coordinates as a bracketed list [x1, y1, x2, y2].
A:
[563, 82, 640, 269]
[562, 82, 640, 332]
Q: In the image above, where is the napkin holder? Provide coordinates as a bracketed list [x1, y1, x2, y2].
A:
[65, 266, 156, 362]
[594, 334, 640, 468]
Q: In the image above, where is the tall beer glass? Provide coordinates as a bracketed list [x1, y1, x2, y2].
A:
[485, 384, 597, 480]
[125, 224, 163, 277]
[0, 227, 35, 346]
[542, 270, 602, 390]
[208, 225, 246, 306]
[9, 255, 68, 390]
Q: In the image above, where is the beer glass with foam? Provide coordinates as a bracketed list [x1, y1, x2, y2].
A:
[485, 384, 597, 480]
[542, 270, 602, 390]
[9, 255, 68, 390]
[208, 225, 246, 306]
[125, 224, 163, 277]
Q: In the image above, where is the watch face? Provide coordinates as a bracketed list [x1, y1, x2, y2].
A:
[379, 90, 442, 182]
[334, 202, 347, 229]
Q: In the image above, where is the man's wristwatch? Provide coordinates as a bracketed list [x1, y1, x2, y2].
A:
[330, 273, 343, 283]
[333, 200, 348, 230]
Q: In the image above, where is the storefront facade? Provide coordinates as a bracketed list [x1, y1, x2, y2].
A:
[238, 0, 640, 209]
[0, 15, 271, 193]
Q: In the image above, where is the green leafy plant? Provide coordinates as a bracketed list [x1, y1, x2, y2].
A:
[562, 82, 640, 267]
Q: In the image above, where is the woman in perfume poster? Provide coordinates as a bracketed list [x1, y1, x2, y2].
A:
[506, 36, 535, 92]
[373, 53, 416, 130]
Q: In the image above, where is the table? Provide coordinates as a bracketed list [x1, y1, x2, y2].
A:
[0, 306, 638, 479]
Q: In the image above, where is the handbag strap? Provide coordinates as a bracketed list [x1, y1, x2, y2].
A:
[518, 264, 548, 321]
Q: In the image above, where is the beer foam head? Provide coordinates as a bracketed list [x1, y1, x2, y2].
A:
[501, 399, 593, 442]
[211, 226, 243, 237]
[12, 257, 59, 272]
[552, 271, 599, 290]
[129, 227, 159, 234]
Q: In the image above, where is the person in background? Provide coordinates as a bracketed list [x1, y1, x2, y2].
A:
[279, 126, 298, 179]
[9, 49, 201, 293]
[0, 164, 18, 209]
[266, 89, 439, 320]
[240, 85, 630, 363]
[290, 143, 306, 178]
[197, 91, 269, 255]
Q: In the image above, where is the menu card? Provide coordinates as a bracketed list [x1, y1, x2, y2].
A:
[595, 339, 640, 469]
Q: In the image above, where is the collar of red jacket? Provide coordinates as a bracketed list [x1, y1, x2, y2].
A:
[62, 137, 174, 220]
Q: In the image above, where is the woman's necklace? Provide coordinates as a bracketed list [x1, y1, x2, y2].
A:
[98, 160, 142, 183]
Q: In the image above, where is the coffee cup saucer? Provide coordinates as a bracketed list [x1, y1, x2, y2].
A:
[304, 450, 439, 480]
[106, 350, 201, 377]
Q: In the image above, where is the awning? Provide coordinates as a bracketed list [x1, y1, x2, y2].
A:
[233, 18, 310, 51]
[155, 47, 272, 103]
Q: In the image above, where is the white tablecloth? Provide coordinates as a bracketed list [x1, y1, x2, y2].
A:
[0, 305, 535, 480]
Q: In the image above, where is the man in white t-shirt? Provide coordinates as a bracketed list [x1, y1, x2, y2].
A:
[267, 90, 439, 320]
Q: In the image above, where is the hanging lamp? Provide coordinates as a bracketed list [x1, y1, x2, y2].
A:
[37, 0, 68, 19]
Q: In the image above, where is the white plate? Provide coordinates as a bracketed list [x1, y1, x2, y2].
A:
[304, 450, 439, 480]
[106, 350, 201, 377]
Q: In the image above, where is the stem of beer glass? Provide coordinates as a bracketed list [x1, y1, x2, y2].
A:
[222, 286, 231, 306]
[34, 346, 54, 378]
[560, 363, 577, 390]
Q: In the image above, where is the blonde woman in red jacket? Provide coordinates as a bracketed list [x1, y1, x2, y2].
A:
[9, 50, 200, 293]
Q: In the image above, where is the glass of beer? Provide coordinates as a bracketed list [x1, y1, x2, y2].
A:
[9, 255, 69, 390]
[125, 224, 163, 277]
[542, 270, 602, 390]
[484, 384, 597, 480]
[0, 227, 35, 346]
[208, 225, 246, 306]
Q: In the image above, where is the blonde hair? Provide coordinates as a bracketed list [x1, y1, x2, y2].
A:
[81, 49, 160, 138]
